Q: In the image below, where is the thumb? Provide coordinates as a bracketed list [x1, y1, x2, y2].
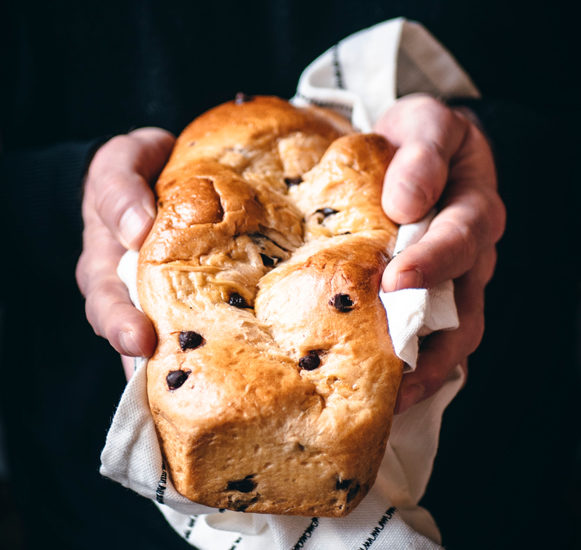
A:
[86, 128, 174, 250]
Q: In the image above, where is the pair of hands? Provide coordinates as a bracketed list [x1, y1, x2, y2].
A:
[76, 95, 506, 414]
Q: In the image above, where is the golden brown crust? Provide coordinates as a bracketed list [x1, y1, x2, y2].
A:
[138, 96, 403, 517]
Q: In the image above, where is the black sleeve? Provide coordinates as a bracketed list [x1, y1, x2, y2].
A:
[448, 96, 579, 260]
[0, 138, 106, 292]
[421, 96, 581, 549]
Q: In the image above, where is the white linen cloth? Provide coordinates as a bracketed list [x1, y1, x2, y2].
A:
[101, 17, 479, 549]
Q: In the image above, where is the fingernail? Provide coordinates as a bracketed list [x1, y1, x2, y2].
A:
[119, 206, 152, 249]
[142, 199, 157, 220]
[396, 383, 425, 414]
[395, 268, 423, 290]
[120, 330, 145, 356]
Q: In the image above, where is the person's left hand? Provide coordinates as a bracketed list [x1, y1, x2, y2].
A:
[76, 127, 175, 380]
[374, 94, 506, 414]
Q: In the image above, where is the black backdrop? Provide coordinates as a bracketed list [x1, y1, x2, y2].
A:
[1, 1, 579, 548]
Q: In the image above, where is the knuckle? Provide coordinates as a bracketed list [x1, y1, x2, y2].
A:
[469, 317, 485, 354]
[90, 135, 128, 170]
[84, 295, 104, 338]
[475, 187, 506, 244]
[402, 142, 446, 198]
[85, 281, 131, 348]
[410, 95, 454, 127]
[411, 139, 446, 164]
[441, 218, 478, 265]
[91, 277, 121, 302]
[468, 188, 503, 248]
[438, 105, 458, 132]
[130, 126, 175, 145]
[85, 278, 115, 317]
[421, 366, 449, 396]
[408, 94, 443, 113]
[75, 254, 88, 294]
[422, 139, 448, 169]
[452, 108, 475, 139]
[456, 224, 478, 267]
[490, 193, 507, 241]
[104, 134, 133, 153]
[475, 247, 498, 286]
[93, 172, 135, 229]
[467, 121, 492, 153]
[466, 300, 486, 354]
[100, 170, 130, 195]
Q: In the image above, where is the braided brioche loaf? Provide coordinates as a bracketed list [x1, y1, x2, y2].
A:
[138, 96, 403, 517]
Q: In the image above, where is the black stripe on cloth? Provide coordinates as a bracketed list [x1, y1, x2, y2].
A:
[227, 535, 243, 550]
[155, 463, 168, 504]
[183, 515, 199, 540]
[332, 45, 345, 89]
[294, 93, 353, 117]
[291, 517, 320, 549]
[357, 506, 398, 549]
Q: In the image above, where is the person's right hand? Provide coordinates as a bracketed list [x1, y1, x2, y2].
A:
[75, 128, 175, 379]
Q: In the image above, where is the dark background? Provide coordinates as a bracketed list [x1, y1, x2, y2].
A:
[1, 1, 579, 548]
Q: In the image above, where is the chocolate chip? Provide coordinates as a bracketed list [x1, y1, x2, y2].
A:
[284, 176, 303, 187]
[299, 351, 321, 371]
[234, 92, 253, 104]
[346, 482, 361, 503]
[315, 207, 338, 218]
[335, 478, 353, 491]
[228, 292, 252, 308]
[230, 495, 260, 511]
[260, 253, 280, 267]
[227, 475, 257, 493]
[166, 370, 190, 390]
[330, 293, 354, 312]
[179, 331, 204, 351]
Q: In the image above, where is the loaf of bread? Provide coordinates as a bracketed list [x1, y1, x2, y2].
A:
[138, 95, 403, 517]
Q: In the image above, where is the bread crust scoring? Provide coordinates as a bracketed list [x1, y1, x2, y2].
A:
[138, 96, 403, 516]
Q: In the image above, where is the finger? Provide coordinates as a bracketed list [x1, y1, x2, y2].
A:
[84, 273, 157, 357]
[448, 118, 498, 191]
[87, 128, 174, 250]
[127, 127, 177, 181]
[75, 212, 126, 296]
[76, 220, 156, 357]
[374, 95, 469, 223]
[121, 355, 137, 381]
[382, 182, 504, 291]
[394, 249, 495, 414]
